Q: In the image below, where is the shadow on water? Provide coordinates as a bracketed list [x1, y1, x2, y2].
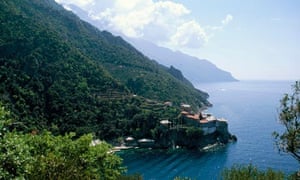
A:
[118, 145, 230, 180]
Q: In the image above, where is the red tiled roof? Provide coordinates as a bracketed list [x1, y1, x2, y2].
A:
[181, 111, 189, 115]
[200, 119, 209, 123]
[186, 114, 199, 120]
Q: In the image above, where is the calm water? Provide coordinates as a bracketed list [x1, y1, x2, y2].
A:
[119, 81, 299, 179]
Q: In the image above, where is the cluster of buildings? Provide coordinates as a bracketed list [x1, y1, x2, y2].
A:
[180, 104, 228, 135]
[117, 103, 232, 150]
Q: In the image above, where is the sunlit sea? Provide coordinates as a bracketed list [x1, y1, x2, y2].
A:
[118, 80, 299, 179]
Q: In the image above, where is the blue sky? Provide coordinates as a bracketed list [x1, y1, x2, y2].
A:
[56, 0, 300, 80]
[177, 0, 300, 80]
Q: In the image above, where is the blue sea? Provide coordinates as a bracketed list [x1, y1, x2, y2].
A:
[119, 81, 299, 179]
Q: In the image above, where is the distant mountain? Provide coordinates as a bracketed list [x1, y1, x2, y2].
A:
[62, 4, 237, 84]
[127, 38, 238, 84]
[0, 0, 209, 139]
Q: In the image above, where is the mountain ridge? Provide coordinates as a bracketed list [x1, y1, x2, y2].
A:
[127, 38, 238, 84]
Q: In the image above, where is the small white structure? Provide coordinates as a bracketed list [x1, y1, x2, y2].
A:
[138, 139, 155, 143]
[137, 138, 155, 147]
[125, 136, 135, 141]
[90, 139, 102, 146]
[160, 120, 172, 125]
[181, 104, 192, 112]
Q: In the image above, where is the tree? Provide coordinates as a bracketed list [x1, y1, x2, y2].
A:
[273, 81, 300, 162]
[0, 102, 12, 137]
[0, 131, 125, 179]
[0, 102, 125, 179]
[222, 164, 285, 180]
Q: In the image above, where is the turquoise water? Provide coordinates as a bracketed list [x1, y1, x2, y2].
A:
[119, 81, 299, 179]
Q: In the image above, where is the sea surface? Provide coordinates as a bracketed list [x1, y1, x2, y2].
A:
[119, 80, 299, 179]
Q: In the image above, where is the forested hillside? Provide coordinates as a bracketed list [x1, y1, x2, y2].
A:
[0, 0, 209, 139]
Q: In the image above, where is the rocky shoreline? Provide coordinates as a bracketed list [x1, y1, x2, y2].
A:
[111, 131, 237, 152]
[112, 140, 236, 153]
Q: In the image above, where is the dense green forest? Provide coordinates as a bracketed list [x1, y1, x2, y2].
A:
[0, 0, 209, 140]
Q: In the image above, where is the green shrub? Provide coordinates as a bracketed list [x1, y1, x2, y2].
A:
[0, 131, 125, 179]
[222, 164, 286, 180]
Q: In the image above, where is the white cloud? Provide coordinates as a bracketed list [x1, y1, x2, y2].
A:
[171, 20, 208, 48]
[222, 14, 233, 25]
[205, 14, 234, 34]
[81, 0, 204, 48]
[56, 0, 233, 50]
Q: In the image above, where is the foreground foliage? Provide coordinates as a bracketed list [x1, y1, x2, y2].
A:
[222, 164, 285, 180]
[0, 104, 125, 179]
[273, 81, 300, 162]
[222, 164, 299, 180]
[0, 131, 125, 179]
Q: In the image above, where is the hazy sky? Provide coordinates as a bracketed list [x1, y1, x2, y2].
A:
[56, 0, 300, 80]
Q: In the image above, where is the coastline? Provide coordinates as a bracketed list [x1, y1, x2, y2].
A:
[112, 141, 230, 153]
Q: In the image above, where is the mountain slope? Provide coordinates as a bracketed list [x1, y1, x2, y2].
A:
[60, 4, 237, 84]
[128, 38, 238, 84]
[0, 0, 129, 135]
[0, 0, 209, 138]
